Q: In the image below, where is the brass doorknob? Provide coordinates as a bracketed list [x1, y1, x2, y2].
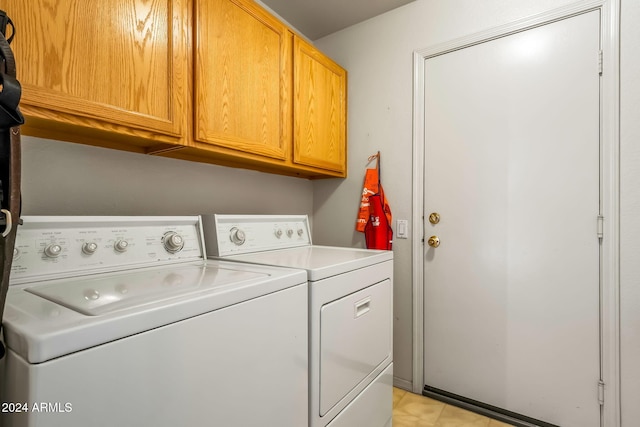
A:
[427, 236, 440, 248]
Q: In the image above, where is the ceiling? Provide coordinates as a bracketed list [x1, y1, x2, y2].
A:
[259, 0, 416, 40]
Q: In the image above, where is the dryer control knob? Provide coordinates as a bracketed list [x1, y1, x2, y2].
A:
[286, 228, 294, 238]
[114, 239, 129, 253]
[82, 242, 98, 255]
[44, 243, 62, 258]
[163, 232, 185, 253]
[229, 227, 246, 245]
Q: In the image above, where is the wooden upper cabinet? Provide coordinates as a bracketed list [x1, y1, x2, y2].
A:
[194, 0, 292, 161]
[293, 36, 347, 175]
[5, 0, 347, 178]
[4, 0, 188, 145]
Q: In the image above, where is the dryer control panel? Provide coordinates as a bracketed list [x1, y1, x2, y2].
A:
[202, 215, 311, 257]
[10, 216, 205, 285]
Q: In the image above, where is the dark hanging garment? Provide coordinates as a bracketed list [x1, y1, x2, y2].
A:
[0, 9, 23, 360]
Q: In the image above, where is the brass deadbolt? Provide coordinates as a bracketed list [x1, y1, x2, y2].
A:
[429, 213, 440, 224]
[427, 236, 440, 248]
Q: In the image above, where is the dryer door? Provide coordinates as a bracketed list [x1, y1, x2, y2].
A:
[319, 279, 392, 416]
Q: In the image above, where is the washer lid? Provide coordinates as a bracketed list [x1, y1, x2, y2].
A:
[221, 245, 393, 281]
[25, 264, 265, 316]
[3, 260, 307, 364]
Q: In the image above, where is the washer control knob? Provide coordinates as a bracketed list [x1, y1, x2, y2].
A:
[44, 243, 62, 258]
[229, 227, 246, 245]
[286, 228, 293, 238]
[163, 232, 185, 253]
[297, 228, 304, 237]
[82, 242, 98, 255]
[13, 247, 20, 260]
[114, 239, 129, 253]
[275, 228, 283, 239]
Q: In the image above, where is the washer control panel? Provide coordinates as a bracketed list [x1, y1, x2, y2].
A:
[10, 216, 204, 284]
[202, 214, 311, 257]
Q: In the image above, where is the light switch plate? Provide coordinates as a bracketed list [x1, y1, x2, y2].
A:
[396, 220, 408, 239]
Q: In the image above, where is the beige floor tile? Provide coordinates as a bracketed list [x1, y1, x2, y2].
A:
[393, 387, 408, 407]
[394, 392, 445, 424]
[434, 404, 491, 427]
[393, 411, 438, 427]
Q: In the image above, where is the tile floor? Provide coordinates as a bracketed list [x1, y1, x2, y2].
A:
[393, 387, 515, 427]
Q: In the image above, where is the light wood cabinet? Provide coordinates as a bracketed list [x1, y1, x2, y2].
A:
[7, 0, 347, 178]
[4, 0, 189, 151]
[194, 0, 292, 161]
[185, 0, 346, 177]
[293, 36, 347, 175]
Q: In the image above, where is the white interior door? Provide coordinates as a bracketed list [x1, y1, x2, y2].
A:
[423, 11, 601, 427]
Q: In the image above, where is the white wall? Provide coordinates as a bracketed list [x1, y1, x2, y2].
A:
[20, 136, 314, 216]
[314, 1, 639, 421]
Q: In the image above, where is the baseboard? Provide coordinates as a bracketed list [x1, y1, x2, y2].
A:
[393, 376, 412, 390]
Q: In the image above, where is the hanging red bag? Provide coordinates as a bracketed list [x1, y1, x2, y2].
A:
[356, 152, 392, 234]
[364, 187, 393, 250]
[358, 152, 392, 250]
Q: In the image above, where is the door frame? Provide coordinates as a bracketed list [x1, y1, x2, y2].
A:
[410, 0, 621, 425]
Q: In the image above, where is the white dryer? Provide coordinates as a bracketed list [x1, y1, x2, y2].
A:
[202, 214, 393, 427]
[1, 216, 308, 427]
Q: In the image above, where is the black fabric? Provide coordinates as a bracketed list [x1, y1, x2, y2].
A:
[0, 14, 23, 130]
[0, 11, 15, 44]
[0, 73, 23, 128]
[0, 9, 22, 359]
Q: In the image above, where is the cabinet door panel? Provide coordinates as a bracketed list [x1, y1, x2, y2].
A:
[195, 0, 291, 160]
[4, 0, 186, 137]
[294, 37, 346, 174]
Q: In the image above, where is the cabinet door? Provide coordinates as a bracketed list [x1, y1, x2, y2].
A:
[195, 0, 292, 161]
[294, 37, 347, 175]
[4, 0, 187, 139]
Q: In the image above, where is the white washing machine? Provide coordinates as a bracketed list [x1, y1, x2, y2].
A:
[202, 214, 393, 427]
[1, 216, 308, 427]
